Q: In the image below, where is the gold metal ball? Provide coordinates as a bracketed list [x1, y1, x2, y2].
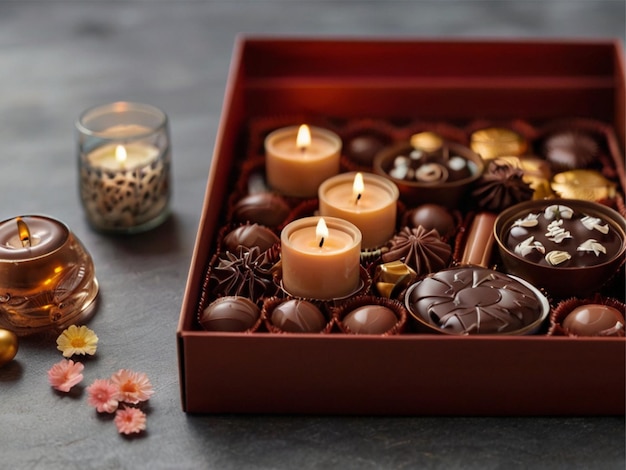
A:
[0, 328, 18, 367]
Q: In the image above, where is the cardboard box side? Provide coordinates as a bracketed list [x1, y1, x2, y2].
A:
[182, 334, 625, 415]
[177, 37, 248, 411]
[242, 38, 617, 79]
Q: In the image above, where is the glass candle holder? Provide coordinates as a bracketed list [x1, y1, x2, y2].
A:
[0, 215, 99, 336]
[76, 101, 171, 233]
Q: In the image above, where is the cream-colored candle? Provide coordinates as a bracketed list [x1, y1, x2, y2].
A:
[265, 124, 341, 198]
[318, 172, 399, 249]
[280, 216, 362, 300]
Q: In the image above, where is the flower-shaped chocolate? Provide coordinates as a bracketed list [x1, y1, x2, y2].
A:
[209, 246, 279, 302]
[406, 266, 545, 334]
[471, 160, 534, 211]
[382, 226, 451, 276]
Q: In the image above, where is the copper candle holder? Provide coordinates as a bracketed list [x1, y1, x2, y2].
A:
[0, 215, 99, 335]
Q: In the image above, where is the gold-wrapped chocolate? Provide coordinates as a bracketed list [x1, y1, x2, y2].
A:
[551, 169, 617, 201]
[470, 128, 527, 160]
[410, 131, 443, 153]
[374, 260, 417, 298]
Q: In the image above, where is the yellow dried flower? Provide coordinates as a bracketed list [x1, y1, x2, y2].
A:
[56, 325, 98, 358]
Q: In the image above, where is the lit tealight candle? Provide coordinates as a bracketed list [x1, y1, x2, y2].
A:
[77, 102, 171, 233]
[280, 216, 362, 300]
[265, 124, 342, 198]
[0, 215, 99, 334]
[318, 172, 399, 249]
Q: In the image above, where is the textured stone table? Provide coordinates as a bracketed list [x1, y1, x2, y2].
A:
[0, 1, 624, 469]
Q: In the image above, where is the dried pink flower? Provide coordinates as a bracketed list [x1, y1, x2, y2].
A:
[86, 379, 119, 413]
[110, 369, 154, 404]
[47, 359, 84, 392]
[114, 406, 147, 435]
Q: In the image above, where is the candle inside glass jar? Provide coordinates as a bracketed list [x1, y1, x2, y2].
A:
[0, 216, 67, 260]
[280, 217, 362, 300]
[319, 172, 399, 249]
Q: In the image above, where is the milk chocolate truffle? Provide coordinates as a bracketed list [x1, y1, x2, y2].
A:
[405, 204, 456, 238]
[233, 193, 290, 228]
[382, 226, 451, 276]
[346, 134, 388, 166]
[199, 296, 260, 332]
[562, 304, 625, 337]
[270, 299, 327, 333]
[471, 159, 534, 211]
[406, 266, 546, 335]
[210, 246, 280, 302]
[342, 305, 398, 334]
[223, 223, 279, 253]
[542, 130, 600, 171]
[505, 204, 623, 268]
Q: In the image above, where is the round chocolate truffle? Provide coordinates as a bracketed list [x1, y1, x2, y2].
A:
[542, 130, 600, 171]
[405, 266, 548, 335]
[346, 134, 388, 166]
[270, 299, 327, 333]
[562, 304, 624, 337]
[232, 193, 290, 228]
[405, 204, 456, 239]
[199, 296, 260, 332]
[342, 305, 398, 334]
[223, 223, 279, 253]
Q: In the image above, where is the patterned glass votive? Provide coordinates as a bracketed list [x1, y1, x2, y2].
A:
[76, 101, 171, 233]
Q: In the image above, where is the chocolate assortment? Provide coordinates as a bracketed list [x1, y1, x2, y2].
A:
[196, 117, 626, 337]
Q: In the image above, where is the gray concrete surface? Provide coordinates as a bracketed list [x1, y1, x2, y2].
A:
[0, 1, 624, 469]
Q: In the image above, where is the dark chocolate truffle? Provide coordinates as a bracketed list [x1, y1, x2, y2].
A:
[210, 246, 280, 302]
[471, 159, 534, 211]
[199, 296, 260, 332]
[543, 130, 600, 171]
[270, 299, 327, 333]
[382, 226, 451, 276]
[223, 223, 279, 253]
[562, 304, 624, 337]
[232, 193, 290, 228]
[346, 134, 387, 166]
[405, 204, 456, 239]
[406, 266, 546, 335]
[342, 305, 398, 334]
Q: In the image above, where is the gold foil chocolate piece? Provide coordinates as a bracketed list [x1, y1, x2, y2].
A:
[470, 128, 527, 160]
[410, 132, 443, 153]
[374, 260, 417, 298]
[551, 170, 617, 201]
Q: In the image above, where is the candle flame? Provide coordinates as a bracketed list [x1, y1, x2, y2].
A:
[316, 218, 329, 248]
[353, 172, 364, 204]
[115, 145, 127, 165]
[296, 124, 311, 152]
[16, 217, 31, 248]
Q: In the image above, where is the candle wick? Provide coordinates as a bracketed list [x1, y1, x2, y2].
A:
[355, 193, 362, 205]
[318, 237, 324, 248]
[16, 217, 32, 248]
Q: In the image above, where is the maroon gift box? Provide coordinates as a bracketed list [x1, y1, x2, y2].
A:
[177, 37, 626, 415]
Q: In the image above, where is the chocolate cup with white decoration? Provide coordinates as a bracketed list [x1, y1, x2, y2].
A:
[494, 199, 626, 299]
